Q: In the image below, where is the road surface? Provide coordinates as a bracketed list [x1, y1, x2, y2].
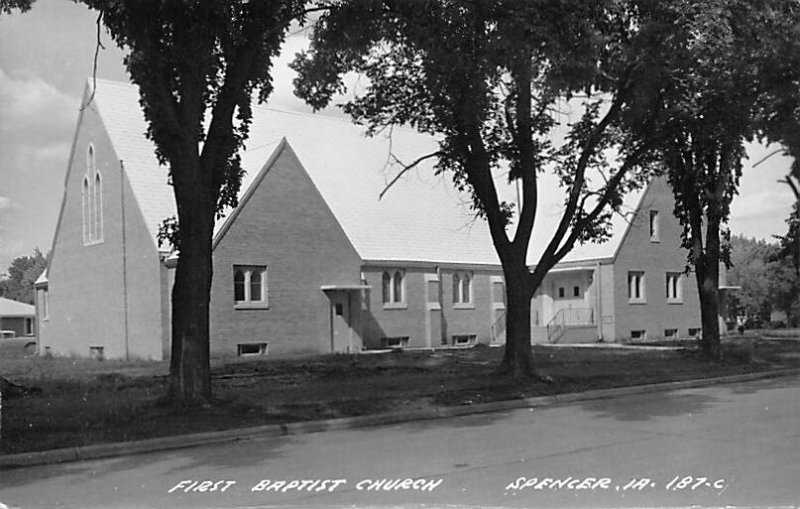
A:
[1, 374, 799, 508]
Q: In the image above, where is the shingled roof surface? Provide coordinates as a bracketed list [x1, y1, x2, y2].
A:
[0, 297, 35, 317]
[91, 79, 642, 267]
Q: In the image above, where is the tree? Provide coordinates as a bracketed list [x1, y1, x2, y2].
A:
[753, 3, 800, 285]
[627, 0, 800, 359]
[0, 0, 32, 14]
[293, 1, 672, 377]
[729, 234, 800, 327]
[75, 1, 310, 406]
[728, 235, 781, 321]
[0, 248, 48, 305]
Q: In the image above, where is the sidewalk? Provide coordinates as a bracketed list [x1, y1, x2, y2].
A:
[2, 366, 798, 470]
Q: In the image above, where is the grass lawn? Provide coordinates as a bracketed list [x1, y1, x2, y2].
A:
[1, 332, 799, 455]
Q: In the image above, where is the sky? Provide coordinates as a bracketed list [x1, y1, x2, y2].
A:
[0, 1, 796, 272]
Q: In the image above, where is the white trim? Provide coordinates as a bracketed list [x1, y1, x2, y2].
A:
[381, 269, 407, 309]
[666, 272, 683, 304]
[452, 270, 474, 309]
[649, 209, 660, 242]
[627, 271, 646, 304]
[233, 265, 269, 309]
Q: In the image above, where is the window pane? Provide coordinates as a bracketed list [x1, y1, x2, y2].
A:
[452, 273, 460, 303]
[82, 178, 90, 242]
[492, 281, 505, 303]
[462, 274, 471, 303]
[234, 269, 245, 301]
[250, 271, 262, 301]
[382, 272, 391, 303]
[393, 271, 403, 302]
[94, 173, 102, 239]
[427, 280, 440, 303]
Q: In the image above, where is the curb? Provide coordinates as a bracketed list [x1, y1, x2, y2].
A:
[2, 367, 799, 470]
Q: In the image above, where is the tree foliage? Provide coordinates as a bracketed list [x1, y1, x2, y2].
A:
[293, 0, 673, 376]
[0, 249, 48, 305]
[76, 0, 309, 405]
[728, 234, 800, 327]
[0, 0, 32, 14]
[620, 0, 800, 358]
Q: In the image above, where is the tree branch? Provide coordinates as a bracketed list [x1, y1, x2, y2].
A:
[80, 10, 105, 111]
[379, 151, 444, 199]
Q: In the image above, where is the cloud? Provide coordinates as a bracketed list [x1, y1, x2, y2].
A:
[0, 68, 79, 144]
[0, 196, 11, 212]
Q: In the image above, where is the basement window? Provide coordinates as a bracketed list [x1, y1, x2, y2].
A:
[664, 328, 679, 339]
[451, 334, 477, 347]
[237, 343, 268, 356]
[689, 328, 702, 338]
[630, 330, 647, 341]
[89, 346, 105, 360]
[382, 336, 409, 349]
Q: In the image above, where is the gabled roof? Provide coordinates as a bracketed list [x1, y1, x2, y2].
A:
[0, 297, 35, 317]
[91, 79, 643, 267]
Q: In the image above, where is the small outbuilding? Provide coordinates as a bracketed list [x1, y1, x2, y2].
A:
[0, 296, 36, 339]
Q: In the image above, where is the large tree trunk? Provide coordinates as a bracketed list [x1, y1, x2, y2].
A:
[498, 261, 538, 378]
[169, 164, 215, 407]
[500, 275, 535, 377]
[695, 259, 721, 360]
[694, 200, 723, 360]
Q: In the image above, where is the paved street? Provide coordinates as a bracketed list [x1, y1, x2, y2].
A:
[1, 374, 799, 508]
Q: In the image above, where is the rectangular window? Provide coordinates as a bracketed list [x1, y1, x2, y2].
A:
[689, 327, 701, 338]
[233, 265, 268, 308]
[237, 343, 268, 356]
[630, 330, 647, 341]
[558, 287, 565, 298]
[573, 286, 580, 297]
[628, 271, 646, 303]
[649, 210, 660, 242]
[492, 280, 505, 303]
[382, 336, 409, 349]
[451, 334, 477, 347]
[453, 272, 473, 308]
[427, 280, 440, 303]
[382, 270, 406, 308]
[89, 346, 104, 360]
[666, 272, 682, 303]
[24, 318, 33, 336]
[664, 328, 679, 339]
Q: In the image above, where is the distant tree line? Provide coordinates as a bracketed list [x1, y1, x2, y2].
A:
[728, 234, 800, 327]
[0, 249, 48, 305]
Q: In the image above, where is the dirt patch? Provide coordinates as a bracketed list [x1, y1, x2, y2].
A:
[1, 337, 798, 455]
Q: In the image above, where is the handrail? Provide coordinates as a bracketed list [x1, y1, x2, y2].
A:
[546, 309, 567, 344]
[546, 307, 595, 343]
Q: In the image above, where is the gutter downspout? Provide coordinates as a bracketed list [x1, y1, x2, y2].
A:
[120, 160, 130, 361]
[595, 262, 603, 342]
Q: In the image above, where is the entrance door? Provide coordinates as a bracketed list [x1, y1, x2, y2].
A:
[329, 291, 351, 353]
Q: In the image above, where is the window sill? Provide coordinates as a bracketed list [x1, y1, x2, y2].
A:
[83, 239, 104, 247]
[628, 299, 647, 305]
[650, 238, 660, 243]
[453, 303, 475, 310]
[235, 302, 269, 310]
[427, 303, 441, 310]
[382, 302, 407, 310]
[667, 300, 683, 305]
